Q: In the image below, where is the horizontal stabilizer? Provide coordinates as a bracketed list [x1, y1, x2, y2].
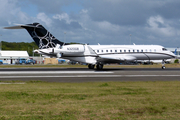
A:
[4, 24, 41, 29]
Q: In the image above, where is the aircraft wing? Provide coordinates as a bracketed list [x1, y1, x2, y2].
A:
[97, 54, 136, 63]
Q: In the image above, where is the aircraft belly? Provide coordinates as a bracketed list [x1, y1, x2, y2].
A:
[64, 56, 96, 64]
[145, 53, 172, 60]
[98, 54, 137, 62]
[130, 53, 148, 60]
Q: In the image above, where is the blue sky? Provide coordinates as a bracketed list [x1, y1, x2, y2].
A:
[19, 1, 38, 17]
[1, 0, 180, 48]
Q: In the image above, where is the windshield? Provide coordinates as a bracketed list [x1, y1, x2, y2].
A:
[162, 48, 167, 51]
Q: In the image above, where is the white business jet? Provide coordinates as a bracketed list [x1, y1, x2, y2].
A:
[4, 23, 176, 70]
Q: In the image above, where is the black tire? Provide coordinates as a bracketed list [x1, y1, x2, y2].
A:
[162, 66, 166, 69]
[96, 64, 103, 70]
[88, 64, 95, 69]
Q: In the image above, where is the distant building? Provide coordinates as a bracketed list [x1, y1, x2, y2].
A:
[0, 51, 29, 64]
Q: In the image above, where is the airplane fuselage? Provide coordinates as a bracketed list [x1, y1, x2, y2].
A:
[38, 44, 175, 66]
[90, 45, 174, 60]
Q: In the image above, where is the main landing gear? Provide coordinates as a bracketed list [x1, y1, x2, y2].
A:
[88, 64, 95, 69]
[88, 64, 104, 70]
[96, 64, 104, 70]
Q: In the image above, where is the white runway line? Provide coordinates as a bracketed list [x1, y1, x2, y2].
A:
[0, 71, 113, 74]
[0, 75, 180, 78]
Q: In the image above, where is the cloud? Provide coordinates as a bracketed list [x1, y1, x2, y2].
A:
[146, 15, 176, 37]
[0, 0, 28, 25]
[53, 13, 72, 24]
[37, 13, 52, 27]
[1, 0, 180, 47]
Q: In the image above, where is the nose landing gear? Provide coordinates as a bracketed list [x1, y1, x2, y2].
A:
[162, 59, 166, 69]
[162, 66, 166, 69]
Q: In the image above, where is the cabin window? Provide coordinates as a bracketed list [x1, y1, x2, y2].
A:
[115, 50, 117, 53]
[124, 50, 126, 52]
[129, 50, 131, 52]
[137, 50, 139, 52]
[97, 50, 99, 53]
[101, 50, 103, 52]
[110, 50, 112, 52]
[106, 50, 108, 52]
[120, 50, 122, 52]
[141, 50, 143, 52]
[133, 50, 135, 52]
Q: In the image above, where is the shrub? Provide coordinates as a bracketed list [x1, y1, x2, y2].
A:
[174, 59, 179, 63]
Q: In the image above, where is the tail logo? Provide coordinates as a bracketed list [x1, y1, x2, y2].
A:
[30, 23, 56, 49]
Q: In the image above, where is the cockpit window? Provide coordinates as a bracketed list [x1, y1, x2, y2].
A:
[162, 48, 167, 51]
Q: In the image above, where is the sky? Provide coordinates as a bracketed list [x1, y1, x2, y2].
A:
[1, 0, 180, 47]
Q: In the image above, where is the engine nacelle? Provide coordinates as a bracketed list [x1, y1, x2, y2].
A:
[54, 44, 85, 57]
[33, 49, 40, 54]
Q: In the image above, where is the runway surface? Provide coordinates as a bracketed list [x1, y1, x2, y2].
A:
[0, 67, 179, 82]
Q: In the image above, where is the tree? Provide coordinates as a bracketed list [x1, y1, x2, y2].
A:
[1, 41, 39, 56]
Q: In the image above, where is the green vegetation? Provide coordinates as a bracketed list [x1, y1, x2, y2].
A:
[174, 59, 179, 63]
[0, 81, 180, 119]
[1, 41, 39, 56]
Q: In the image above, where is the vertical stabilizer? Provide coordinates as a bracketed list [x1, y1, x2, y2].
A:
[4, 23, 64, 49]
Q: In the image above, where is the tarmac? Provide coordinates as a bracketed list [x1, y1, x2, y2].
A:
[0, 68, 179, 82]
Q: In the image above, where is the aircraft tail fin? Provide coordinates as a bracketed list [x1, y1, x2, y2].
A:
[4, 23, 65, 49]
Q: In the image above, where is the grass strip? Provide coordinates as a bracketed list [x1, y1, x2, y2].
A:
[0, 81, 179, 119]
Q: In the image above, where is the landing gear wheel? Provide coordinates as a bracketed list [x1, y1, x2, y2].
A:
[96, 64, 104, 70]
[162, 66, 166, 69]
[88, 64, 95, 69]
[161, 59, 166, 70]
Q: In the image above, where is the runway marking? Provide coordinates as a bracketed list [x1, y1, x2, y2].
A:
[0, 71, 113, 74]
[0, 75, 180, 78]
